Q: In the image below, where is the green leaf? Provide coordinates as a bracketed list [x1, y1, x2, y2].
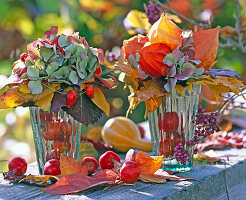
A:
[25, 57, 35, 67]
[46, 62, 59, 75]
[55, 52, 64, 66]
[28, 80, 43, 94]
[65, 44, 77, 54]
[58, 34, 69, 47]
[69, 71, 79, 84]
[89, 57, 98, 70]
[75, 45, 87, 57]
[79, 142, 99, 162]
[27, 66, 39, 80]
[79, 60, 87, 73]
[40, 47, 54, 62]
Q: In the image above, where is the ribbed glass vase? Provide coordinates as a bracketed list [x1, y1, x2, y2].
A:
[29, 107, 82, 175]
[148, 85, 201, 172]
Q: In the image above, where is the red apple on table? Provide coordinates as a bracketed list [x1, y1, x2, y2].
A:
[120, 161, 140, 184]
[99, 151, 121, 169]
[81, 157, 98, 175]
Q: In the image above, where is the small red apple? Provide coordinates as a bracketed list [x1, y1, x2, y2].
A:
[81, 157, 98, 175]
[120, 161, 140, 184]
[99, 151, 121, 169]
[8, 157, 27, 176]
[44, 159, 61, 175]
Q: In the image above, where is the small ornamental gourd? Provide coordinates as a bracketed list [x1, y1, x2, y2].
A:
[101, 117, 152, 152]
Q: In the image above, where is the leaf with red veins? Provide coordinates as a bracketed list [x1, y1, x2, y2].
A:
[95, 76, 118, 89]
[44, 26, 58, 40]
[97, 48, 105, 64]
[43, 174, 111, 195]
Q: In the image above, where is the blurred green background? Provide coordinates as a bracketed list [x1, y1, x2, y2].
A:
[0, 0, 245, 170]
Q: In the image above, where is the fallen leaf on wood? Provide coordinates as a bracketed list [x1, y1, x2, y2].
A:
[132, 151, 163, 175]
[43, 174, 112, 195]
[59, 155, 88, 177]
[194, 152, 229, 163]
[92, 169, 118, 181]
[139, 169, 197, 183]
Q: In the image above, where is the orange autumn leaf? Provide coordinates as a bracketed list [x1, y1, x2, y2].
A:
[59, 155, 88, 177]
[145, 96, 163, 118]
[193, 26, 220, 71]
[132, 151, 163, 175]
[148, 14, 182, 50]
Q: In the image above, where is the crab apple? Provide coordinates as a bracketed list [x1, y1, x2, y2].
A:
[20, 53, 28, 62]
[94, 65, 102, 76]
[52, 139, 71, 153]
[99, 151, 121, 169]
[81, 157, 98, 175]
[120, 161, 140, 184]
[66, 90, 77, 108]
[60, 119, 73, 137]
[162, 112, 179, 132]
[85, 85, 94, 99]
[44, 159, 61, 175]
[8, 157, 27, 176]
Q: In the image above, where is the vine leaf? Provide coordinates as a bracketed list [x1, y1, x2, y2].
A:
[64, 92, 104, 125]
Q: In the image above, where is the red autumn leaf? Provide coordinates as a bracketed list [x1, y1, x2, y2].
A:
[92, 169, 118, 181]
[148, 14, 183, 50]
[122, 34, 149, 61]
[138, 43, 171, 77]
[59, 156, 88, 177]
[193, 26, 220, 71]
[139, 169, 197, 183]
[43, 174, 111, 195]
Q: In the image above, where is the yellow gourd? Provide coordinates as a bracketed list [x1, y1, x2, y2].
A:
[102, 116, 152, 152]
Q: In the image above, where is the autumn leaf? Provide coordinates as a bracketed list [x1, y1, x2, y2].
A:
[175, 84, 193, 96]
[193, 26, 220, 71]
[43, 174, 111, 195]
[126, 92, 139, 116]
[148, 14, 183, 50]
[139, 169, 197, 183]
[92, 169, 118, 181]
[0, 87, 22, 109]
[35, 93, 54, 112]
[132, 151, 163, 175]
[59, 155, 88, 177]
[145, 96, 163, 118]
[91, 86, 110, 116]
[189, 76, 245, 102]
[136, 80, 167, 101]
[21, 175, 58, 186]
[194, 152, 229, 163]
[79, 142, 99, 163]
[124, 10, 150, 32]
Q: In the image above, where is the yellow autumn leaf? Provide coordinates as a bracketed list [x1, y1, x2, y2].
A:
[91, 86, 110, 116]
[23, 175, 58, 182]
[189, 76, 245, 102]
[175, 84, 193, 96]
[0, 87, 22, 109]
[35, 93, 54, 112]
[125, 10, 150, 32]
[127, 92, 138, 117]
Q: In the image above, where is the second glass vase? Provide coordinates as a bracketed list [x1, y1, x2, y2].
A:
[148, 85, 201, 172]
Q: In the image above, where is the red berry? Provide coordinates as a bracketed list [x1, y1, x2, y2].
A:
[44, 159, 61, 175]
[8, 157, 27, 176]
[81, 157, 98, 175]
[120, 161, 140, 184]
[66, 90, 77, 108]
[99, 151, 120, 169]
[94, 65, 102, 76]
[20, 53, 28, 62]
[85, 85, 94, 99]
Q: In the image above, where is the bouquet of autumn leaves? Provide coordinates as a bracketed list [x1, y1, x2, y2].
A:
[117, 14, 245, 117]
[0, 26, 117, 124]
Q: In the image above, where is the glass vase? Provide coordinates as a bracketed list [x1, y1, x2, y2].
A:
[148, 85, 201, 172]
[29, 107, 82, 175]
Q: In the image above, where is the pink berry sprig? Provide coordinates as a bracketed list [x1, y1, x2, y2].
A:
[145, 4, 161, 25]
[174, 104, 220, 165]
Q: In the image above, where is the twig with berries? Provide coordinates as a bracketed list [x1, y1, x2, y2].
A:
[174, 104, 220, 165]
